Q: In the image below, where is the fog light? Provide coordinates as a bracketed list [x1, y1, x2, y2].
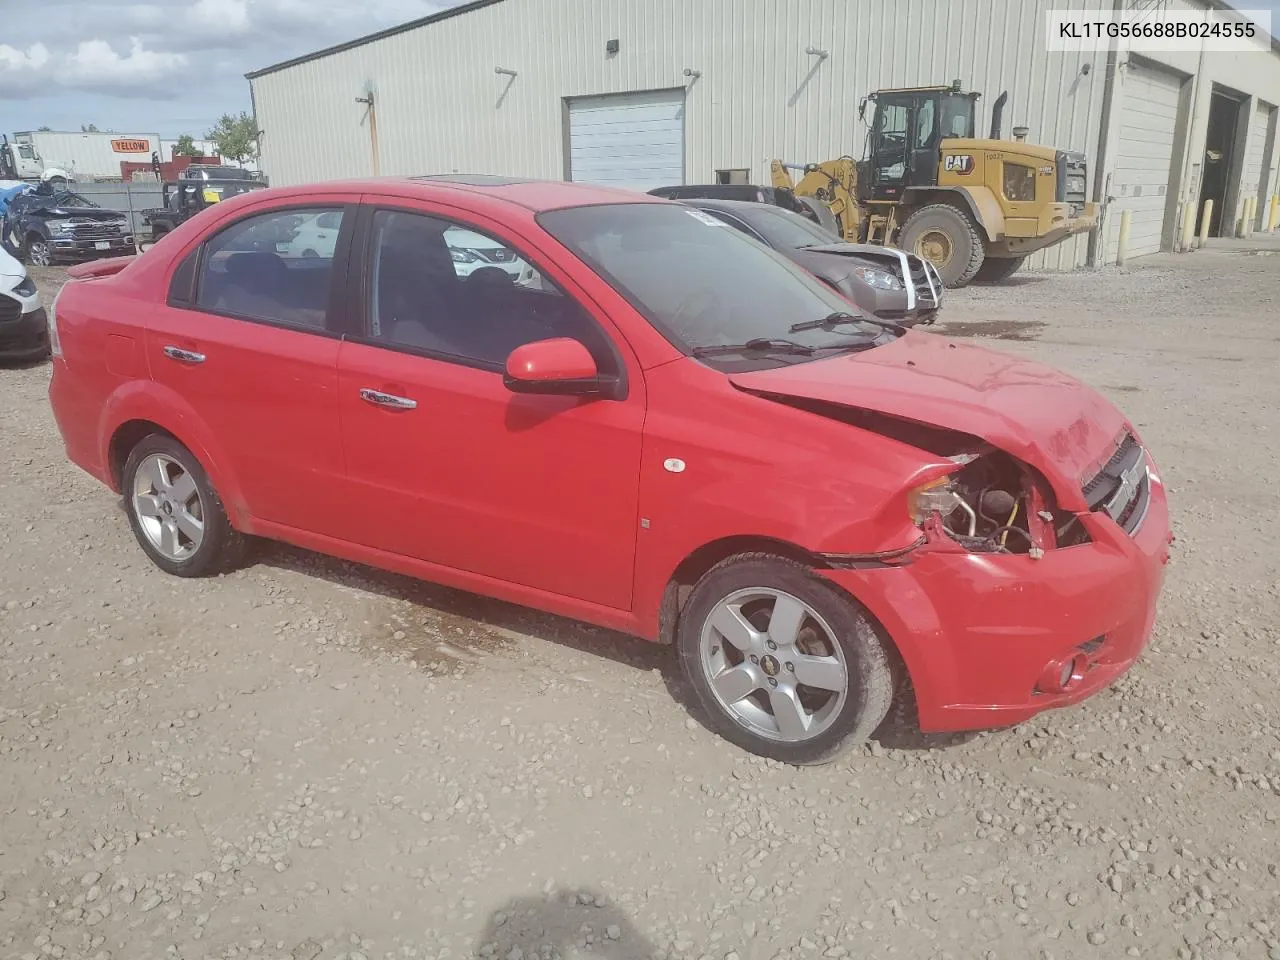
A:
[1037, 653, 1089, 694]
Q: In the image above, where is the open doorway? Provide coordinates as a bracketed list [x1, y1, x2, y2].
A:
[1198, 85, 1245, 236]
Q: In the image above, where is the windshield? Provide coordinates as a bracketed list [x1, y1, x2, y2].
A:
[54, 192, 96, 208]
[539, 203, 884, 365]
[741, 204, 841, 249]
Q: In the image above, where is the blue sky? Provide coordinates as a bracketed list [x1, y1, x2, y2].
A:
[2, 1, 1277, 140]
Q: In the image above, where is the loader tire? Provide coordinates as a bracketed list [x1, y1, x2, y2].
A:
[973, 255, 1026, 283]
[899, 204, 986, 288]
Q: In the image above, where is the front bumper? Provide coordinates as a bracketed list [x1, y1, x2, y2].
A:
[0, 305, 50, 359]
[821, 465, 1171, 732]
[48, 235, 136, 261]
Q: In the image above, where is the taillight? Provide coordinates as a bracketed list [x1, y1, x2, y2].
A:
[48, 284, 64, 357]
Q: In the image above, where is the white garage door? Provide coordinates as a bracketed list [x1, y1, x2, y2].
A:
[1243, 100, 1276, 229]
[1106, 63, 1183, 262]
[567, 89, 685, 192]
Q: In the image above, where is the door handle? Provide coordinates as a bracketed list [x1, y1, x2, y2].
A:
[163, 345, 206, 364]
[359, 387, 417, 410]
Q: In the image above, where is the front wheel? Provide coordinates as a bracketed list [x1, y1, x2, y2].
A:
[899, 204, 986, 287]
[26, 237, 52, 267]
[972, 255, 1025, 283]
[677, 554, 895, 765]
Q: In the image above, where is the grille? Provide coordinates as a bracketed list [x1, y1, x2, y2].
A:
[1082, 433, 1149, 534]
[0, 293, 21, 323]
[906, 255, 939, 308]
[478, 247, 517, 263]
[68, 221, 126, 241]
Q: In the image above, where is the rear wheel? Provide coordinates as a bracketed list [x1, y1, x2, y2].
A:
[122, 434, 247, 577]
[677, 554, 895, 765]
[899, 204, 985, 288]
[973, 255, 1026, 283]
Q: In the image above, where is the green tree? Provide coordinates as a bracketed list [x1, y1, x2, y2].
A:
[37, 125, 52, 132]
[172, 133, 203, 157]
[206, 112, 258, 165]
[81, 123, 100, 133]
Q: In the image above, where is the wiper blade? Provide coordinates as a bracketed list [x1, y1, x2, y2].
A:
[790, 310, 907, 336]
[692, 337, 816, 357]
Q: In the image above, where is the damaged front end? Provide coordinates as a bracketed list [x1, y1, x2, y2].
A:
[906, 450, 1058, 559]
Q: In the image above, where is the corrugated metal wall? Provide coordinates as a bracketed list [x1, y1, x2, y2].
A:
[252, 0, 1112, 269]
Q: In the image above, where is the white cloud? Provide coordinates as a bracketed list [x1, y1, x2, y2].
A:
[65, 38, 188, 87]
[0, 37, 186, 97]
[0, 42, 51, 72]
[193, 0, 251, 33]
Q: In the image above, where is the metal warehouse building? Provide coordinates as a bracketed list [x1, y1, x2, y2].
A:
[247, 0, 1280, 270]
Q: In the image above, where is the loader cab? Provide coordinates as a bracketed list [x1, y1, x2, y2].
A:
[858, 85, 978, 203]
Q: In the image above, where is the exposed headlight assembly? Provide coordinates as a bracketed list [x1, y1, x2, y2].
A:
[852, 265, 904, 291]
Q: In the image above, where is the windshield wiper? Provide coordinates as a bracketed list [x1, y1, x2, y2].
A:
[692, 337, 816, 357]
[790, 310, 907, 336]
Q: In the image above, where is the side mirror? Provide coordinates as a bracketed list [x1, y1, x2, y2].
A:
[504, 337, 600, 395]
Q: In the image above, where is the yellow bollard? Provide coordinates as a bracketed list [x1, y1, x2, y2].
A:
[1116, 208, 1132, 265]
[1269, 194, 1279, 232]
[1179, 201, 1196, 251]
[1236, 199, 1247, 238]
[1199, 198, 1213, 246]
[1245, 196, 1256, 237]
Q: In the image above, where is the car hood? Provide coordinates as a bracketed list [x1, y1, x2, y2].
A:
[40, 207, 126, 220]
[0, 245, 24, 283]
[726, 332, 1129, 504]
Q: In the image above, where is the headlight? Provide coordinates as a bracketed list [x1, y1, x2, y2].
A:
[906, 477, 962, 525]
[450, 248, 478, 263]
[852, 265, 903, 291]
[48, 219, 73, 234]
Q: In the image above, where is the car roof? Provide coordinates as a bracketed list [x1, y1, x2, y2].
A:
[258, 175, 668, 215]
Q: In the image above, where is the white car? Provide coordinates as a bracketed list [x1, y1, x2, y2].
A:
[444, 225, 537, 285]
[282, 211, 344, 259]
[0, 243, 48, 360]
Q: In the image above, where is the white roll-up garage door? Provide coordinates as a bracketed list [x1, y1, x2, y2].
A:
[1106, 62, 1184, 262]
[567, 89, 685, 192]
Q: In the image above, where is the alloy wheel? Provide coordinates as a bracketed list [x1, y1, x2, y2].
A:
[29, 240, 51, 267]
[131, 453, 205, 562]
[699, 588, 848, 742]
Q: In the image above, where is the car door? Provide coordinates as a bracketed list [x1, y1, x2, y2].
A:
[144, 200, 357, 535]
[334, 204, 646, 611]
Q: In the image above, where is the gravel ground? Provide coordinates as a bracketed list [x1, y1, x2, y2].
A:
[2, 246, 1279, 960]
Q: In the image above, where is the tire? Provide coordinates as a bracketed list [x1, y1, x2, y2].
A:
[121, 434, 247, 578]
[677, 553, 895, 765]
[899, 204, 986, 288]
[972, 255, 1026, 283]
[26, 236, 52, 268]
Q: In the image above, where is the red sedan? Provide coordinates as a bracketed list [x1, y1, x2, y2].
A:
[46, 176, 1172, 764]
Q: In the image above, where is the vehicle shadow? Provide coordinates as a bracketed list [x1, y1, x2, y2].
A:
[473, 889, 659, 959]
[255, 541, 970, 755]
[256, 540, 677, 676]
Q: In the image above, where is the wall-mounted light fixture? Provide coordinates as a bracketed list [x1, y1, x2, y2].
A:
[495, 66, 517, 77]
[805, 46, 829, 59]
[682, 67, 701, 79]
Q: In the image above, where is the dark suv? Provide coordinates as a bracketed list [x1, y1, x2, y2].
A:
[3, 188, 136, 266]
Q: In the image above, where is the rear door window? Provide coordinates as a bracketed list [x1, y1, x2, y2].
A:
[195, 207, 347, 331]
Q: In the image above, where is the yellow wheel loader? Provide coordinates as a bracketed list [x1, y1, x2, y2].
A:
[771, 83, 1098, 287]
